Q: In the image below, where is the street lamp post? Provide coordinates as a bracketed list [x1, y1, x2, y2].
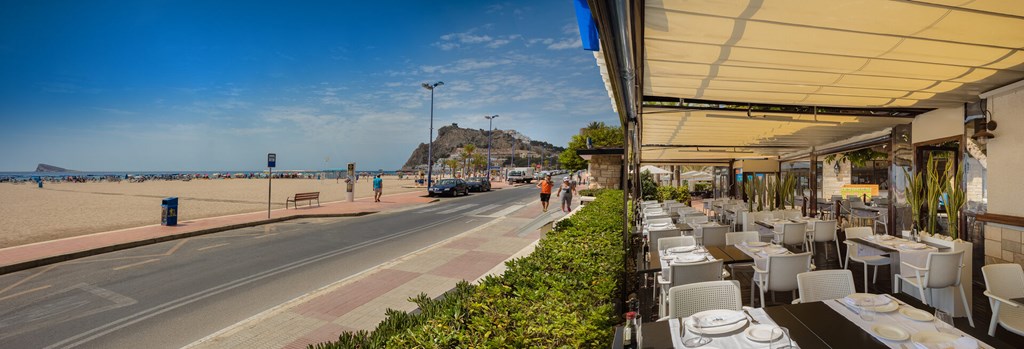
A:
[484, 114, 499, 180]
[422, 81, 444, 188]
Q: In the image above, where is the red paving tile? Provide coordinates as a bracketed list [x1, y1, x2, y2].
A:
[427, 250, 508, 280]
[292, 269, 421, 321]
[284, 322, 353, 349]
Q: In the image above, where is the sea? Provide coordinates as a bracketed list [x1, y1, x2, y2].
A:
[0, 170, 402, 181]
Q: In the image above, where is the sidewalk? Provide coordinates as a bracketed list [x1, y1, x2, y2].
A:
[0, 189, 444, 275]
[186, 200, 553, 349]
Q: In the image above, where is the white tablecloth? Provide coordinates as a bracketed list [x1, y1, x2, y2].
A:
[854, 236, 939, 274]
[668, 308, 794, 349]
[822, 296, 992, 349]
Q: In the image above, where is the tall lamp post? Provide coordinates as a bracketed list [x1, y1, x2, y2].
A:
[421, 81, 444, 188]
[484, 114, 499, 180]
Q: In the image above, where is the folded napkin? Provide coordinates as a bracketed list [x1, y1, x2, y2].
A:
[842, 294, 891, 308]
[695, 311, 745, 327]
[913, 337, 979, 349]
[899, 242, 928, 250]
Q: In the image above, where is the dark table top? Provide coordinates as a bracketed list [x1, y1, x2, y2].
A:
[615, 295, 1016, 349]
[847, 237, 948, 253]
[641, 246, 754, 273]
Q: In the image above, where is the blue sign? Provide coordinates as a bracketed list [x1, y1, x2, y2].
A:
[268, 153, 276, 168]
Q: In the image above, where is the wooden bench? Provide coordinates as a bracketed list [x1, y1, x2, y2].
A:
[286, 192, 320, 209]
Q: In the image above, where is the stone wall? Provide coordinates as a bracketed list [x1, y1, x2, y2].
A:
[984, 223, 1024, 266]
[587, 154, 622, 189]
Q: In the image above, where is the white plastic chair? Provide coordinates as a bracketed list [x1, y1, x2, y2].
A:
[982, 263, 1024, 336]
[894, 250, 974, 327]
[658, 259, 726, 317]
[657, 236, 696, 252]
[772, 210, 787, 220]
[700, 225, 730, 247]
[844, 227, 890, 292]
[649, 228, 681, 247]
[664, 280, 742, 320]
[685, 215, 709, 224]
[752, 252, 812, 308]
[725, 231, 760, 245]
[783, 210, 802, 220]
[809, 220, 840, 260]
[796, 269, 855, 303]
[775, 222, 809, 251]
[645, 217, 673, 227]
[873, 210, 889, 235]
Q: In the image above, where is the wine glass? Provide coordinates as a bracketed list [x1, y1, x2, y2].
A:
[771, 326, 795, 349]
[683, 315, 712, 347]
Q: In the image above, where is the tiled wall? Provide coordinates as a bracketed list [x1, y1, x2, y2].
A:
[983, 223, 1024, 265]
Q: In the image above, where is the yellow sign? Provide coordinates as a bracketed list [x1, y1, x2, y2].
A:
[840, 184, 878, 198]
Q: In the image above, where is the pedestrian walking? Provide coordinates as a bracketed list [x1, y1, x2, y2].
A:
[536, 174, 553, 212]
[556, 177, 577, 213]
[373, 174, 383, 202]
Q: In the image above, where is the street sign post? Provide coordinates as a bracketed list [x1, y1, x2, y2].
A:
[346, 162, 356, 202]
[267, 153, 275, 218]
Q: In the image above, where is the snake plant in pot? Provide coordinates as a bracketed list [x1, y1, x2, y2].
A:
[902, 167, 924, 235]
[924, 154, 944, 235]
[944, 158, 966, 241]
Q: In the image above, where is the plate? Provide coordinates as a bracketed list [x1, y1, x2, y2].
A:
[685, 310, 748, 335]
[667, 245, 697, 253]
[899, 307, 935, 322]
[872, 324, 910, 341]
[866, 301, 900, 313]
[744, 324, 783, 342]
[747, 248, 763, 253]
[674, 254, 707, 263]
[911, 331, 960, 345]
[900, 243, 928, 250]
[746, 241, 770, 247]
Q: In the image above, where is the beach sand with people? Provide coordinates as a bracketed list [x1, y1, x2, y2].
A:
[0, 176, 424, 248]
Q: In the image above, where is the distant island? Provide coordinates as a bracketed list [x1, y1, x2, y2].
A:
[35, 163, 75, 172]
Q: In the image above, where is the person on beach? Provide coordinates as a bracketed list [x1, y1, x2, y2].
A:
[556, 177, 577, 213]
[373, 174, 383, 202]
[536, 174, 553, 212]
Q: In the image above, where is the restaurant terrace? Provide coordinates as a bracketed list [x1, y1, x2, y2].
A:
[578, 0, 1024, 347]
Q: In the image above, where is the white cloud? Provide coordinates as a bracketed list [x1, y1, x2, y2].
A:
[547, 37, 582, 50]
[486, 39, 510, 48]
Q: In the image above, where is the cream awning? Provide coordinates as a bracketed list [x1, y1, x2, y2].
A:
[619, 0, 1024, 162]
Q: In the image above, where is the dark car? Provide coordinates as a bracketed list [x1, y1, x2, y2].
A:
[466, 177, 491, 192]
[428, 178, 469, 197]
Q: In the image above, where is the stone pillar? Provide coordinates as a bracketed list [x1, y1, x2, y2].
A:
[587, 154, 623, 189]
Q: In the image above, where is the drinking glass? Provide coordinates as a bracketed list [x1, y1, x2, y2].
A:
[858, 298, 876, 322]
[771, 326, 795, 349]
[683, 315, 712, 347]
[934, 309, 956, 334]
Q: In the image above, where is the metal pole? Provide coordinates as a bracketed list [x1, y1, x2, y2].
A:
[487, 117, 493, 180]
[267, 167, 272, 219]
[427, 87, 434, 189]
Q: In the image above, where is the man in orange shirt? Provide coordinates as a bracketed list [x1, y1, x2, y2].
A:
[536, 174, 553, 212]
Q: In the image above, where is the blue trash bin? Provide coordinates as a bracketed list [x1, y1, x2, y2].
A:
[161, 197, 178, 226]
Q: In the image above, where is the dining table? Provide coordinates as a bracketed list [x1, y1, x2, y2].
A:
[612, 292, 1010, 349]
[847, 235, 947, 292]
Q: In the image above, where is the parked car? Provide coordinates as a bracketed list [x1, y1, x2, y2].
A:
[466, 177, 491, 192]
[428, 178, 469, 197]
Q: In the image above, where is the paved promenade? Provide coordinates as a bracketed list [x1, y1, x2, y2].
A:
[0, 180, 553, 348]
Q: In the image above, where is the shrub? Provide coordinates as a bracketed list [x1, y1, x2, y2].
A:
[656, 185, 690, 205]
[640, 170, 657, 200]
[312, 190, 627, 348]
[578, 188, 606, 197]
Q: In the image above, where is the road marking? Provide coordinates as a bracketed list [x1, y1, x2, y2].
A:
[477, 204, 524, 218]
[197, 243, 230, 251]
[415, 205, 446, 213]
[45, 214, 468, 349]
[0, 264, 57, 296]
[437, 203, 477, 214]
[112, 259, 160, 271]
[0, 284, 51, 302]
[463, 204, 499, 216]
[254, 233, 278, 239]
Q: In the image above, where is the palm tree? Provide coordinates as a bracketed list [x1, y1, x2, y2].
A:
[444, 159, 460, 178]
[462, 144, 476, 176]
[471, 153, 487, 176]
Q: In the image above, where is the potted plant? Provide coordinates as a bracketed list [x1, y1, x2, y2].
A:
[924, 154, 943, 235]
[902, 167, 924, 236]
[944, 158, 966, 241]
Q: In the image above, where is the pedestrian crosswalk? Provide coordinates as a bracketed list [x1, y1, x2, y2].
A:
[412, 203, 524, 218]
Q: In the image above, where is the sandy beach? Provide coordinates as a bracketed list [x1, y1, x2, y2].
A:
[0, 176, 426, 248]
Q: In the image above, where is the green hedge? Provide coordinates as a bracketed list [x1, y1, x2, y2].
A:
[311, 190, 626, 348]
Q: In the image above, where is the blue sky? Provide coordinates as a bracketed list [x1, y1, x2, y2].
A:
[0, 1, 616, 171]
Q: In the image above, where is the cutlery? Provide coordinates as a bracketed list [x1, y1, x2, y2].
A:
[743, 309, 761, 325]
[834, 299, 861, 315]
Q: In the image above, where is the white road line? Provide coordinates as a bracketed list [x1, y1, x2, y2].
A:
[436, 203, 477, 215]
[463, 204, 499, 216]
[414, 205, 446, 213]
[44, 214, 466, 349]
[479, 204, 524, 218]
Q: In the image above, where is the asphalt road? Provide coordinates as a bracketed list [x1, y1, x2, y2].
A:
[0, 181, 549, 349]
